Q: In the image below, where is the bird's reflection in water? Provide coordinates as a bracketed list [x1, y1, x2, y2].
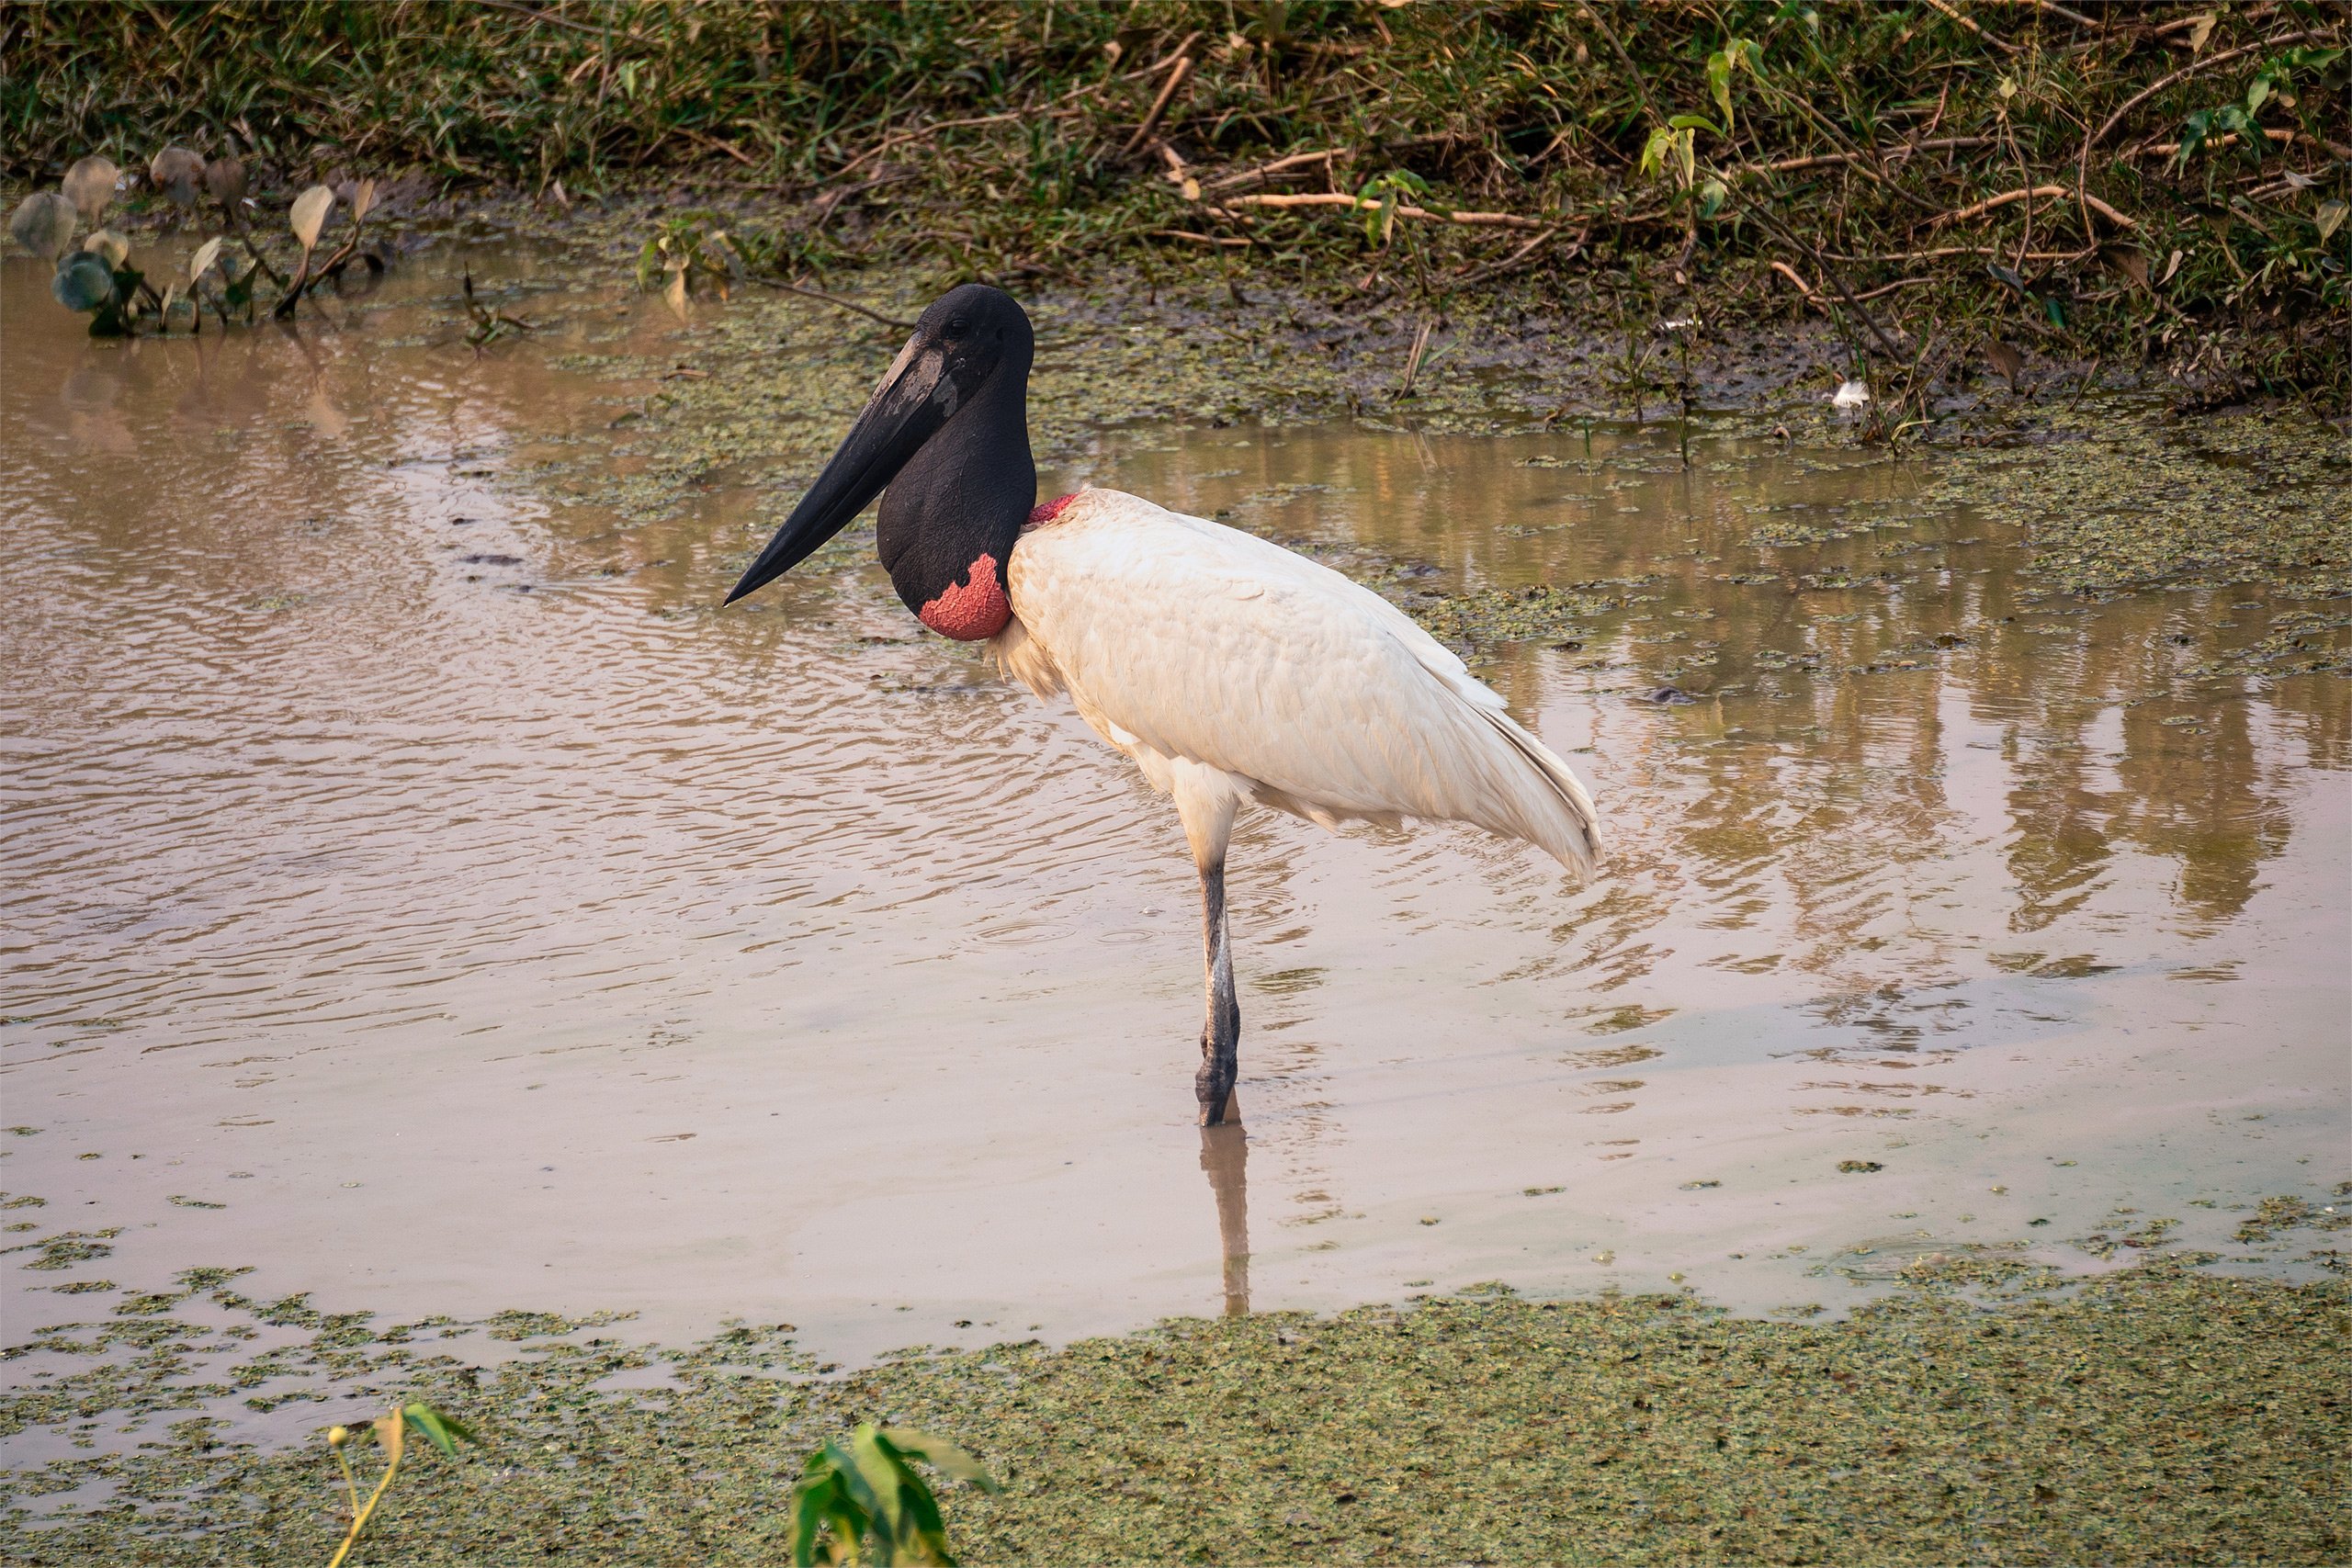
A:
[1198, 1109, 1250, 1316]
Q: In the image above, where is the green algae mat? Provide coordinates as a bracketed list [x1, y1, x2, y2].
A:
[2, 1261, 2344, 1564]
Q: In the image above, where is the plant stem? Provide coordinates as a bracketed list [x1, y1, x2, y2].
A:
[326, 1446, 404, 1568]
[334, 1445, 361, 1524]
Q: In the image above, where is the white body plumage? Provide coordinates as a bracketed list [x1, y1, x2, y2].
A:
[992, 487, 1600, 880]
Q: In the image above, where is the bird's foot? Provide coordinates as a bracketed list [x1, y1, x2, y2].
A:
[1194, 1034, 1238, 1126]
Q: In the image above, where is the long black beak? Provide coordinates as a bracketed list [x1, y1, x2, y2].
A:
[722, 337, 951, 605]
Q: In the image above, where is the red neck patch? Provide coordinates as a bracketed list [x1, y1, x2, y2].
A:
[1025, 492, 1079, 528]
[917, 552, 1012, 640]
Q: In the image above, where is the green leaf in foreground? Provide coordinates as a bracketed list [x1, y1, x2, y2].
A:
[401, 1401, 481, 1457]
[792, 1422, 998, 1565]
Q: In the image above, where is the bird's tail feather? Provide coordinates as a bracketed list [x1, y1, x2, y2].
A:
[1476, 708, 1601, 880]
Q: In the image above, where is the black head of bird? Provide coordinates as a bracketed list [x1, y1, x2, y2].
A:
[725, 283, 1035, 640]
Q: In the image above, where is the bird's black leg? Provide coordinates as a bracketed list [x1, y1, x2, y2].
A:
[1171, 768, 1241, 1126]
[1194, 856, 1241, 1125]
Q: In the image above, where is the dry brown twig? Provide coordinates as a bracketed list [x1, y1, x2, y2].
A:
[1920, 0, 2019, 55]
[747, 277, 917, 332]
[1770, 263, 1933, 311]
[1223, 192, 1547, 230]
[1450, 224, 1589, 288]
[1929, 183, 2138, 231]
[1122, 52, 1195, 156]
[1200, 149, 1351, 196]
[1154, 230, 1252, 249]
[1742, 137, 1995, 176]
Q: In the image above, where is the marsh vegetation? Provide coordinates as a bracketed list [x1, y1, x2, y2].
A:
[6, 2, 2347, 410]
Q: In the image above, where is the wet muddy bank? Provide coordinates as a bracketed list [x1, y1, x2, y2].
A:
[1, 1254, 2345, 1564]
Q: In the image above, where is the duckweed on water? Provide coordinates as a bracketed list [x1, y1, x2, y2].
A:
[1922, 412, 2352, 600]
[1, 1258, 2345, 1564]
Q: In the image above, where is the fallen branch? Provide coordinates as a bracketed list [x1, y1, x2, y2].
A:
[2130, 127, 2352, 160]
[1849, 276, 1935, 304]
[1449, 224, 1587, 288]
[1153, 230, 1252, 248]
[1996, 0, 2102, 29]
[1122, 54, 1194, 156]
[1200, 148, 1350, 195]
[1826, 243, 2098, 263]
[1223, 192, 1547, 230]
[807, 171, 916, 229]
[676, 127, 758, 168]
[1920, 0, 2019, 55]
[1930, 183, 2137, 231]
[1769, 259, 1823, 309]
[1740, 137, 1996, 176]
[836, 112, 1023, 178]
[748, 276, 917, 332]
[1770, 262, 1932, 311]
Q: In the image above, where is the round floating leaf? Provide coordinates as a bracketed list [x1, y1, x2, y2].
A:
[52, 251, 118, 312]
[150, 146, 206, 208]
[8, 190, 76, 260]
[187, 235, 225, 285]
[62, 155, 119, 222]
[206, 154, 248, 208]
[289, 184, 334, 252]
[84, 228, 130, 268]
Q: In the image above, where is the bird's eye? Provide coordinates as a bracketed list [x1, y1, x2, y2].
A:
[945, 317, 970, 335]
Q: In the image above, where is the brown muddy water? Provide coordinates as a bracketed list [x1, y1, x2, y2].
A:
[2, 244, 2345, 1383]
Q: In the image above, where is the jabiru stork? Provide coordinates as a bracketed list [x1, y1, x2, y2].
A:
[725, 285, 1600, 1125]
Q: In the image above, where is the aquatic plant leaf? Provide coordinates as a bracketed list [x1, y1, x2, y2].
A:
[62, 155, 119, 221]
[844, 1428, 912, 1540]
[7, 190, 75, 259]
[51, 251, 116, 312]
[205, 154, 247, 208]
[84, 228, 129, 268]
[2316, 199, 2347, 245]
[372, 1410, 405, 1462]
[1985, 339, 2023, 383]
[791, 1465, 866, 1568]
[879, 1428, 1001, 1493]
[350, 176, 379, 224]
[187, 236, 224, 285]
[150, 146, 205, 207]
[289, 184, 334, 252]
[401, 1401, 480, 1457]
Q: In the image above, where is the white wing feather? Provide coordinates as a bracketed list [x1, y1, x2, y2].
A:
[994, 490, 1598, 875]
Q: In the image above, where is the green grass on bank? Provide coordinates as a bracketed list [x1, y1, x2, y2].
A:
[5, 2, 2348, 407]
